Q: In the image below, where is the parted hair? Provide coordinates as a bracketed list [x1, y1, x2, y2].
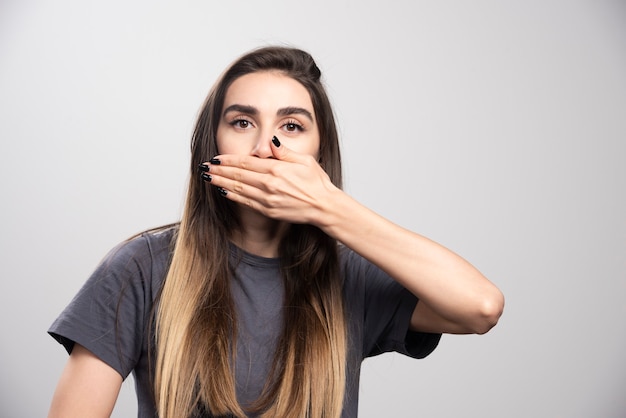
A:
[154, 46, 347, 418]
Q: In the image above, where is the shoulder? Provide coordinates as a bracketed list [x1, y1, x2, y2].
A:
[103, 225, 177, 271]
[116, 224, 176, 258]
[48, 225, 178, 369]
[81, 224, 177, 299]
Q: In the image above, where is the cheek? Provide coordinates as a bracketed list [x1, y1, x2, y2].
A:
[311, 144, 320, 160]
[288, 131, 320, 158]
[216, 139, 235, 155]
[214, 126, 224, 153]
[215, 135, 226, 154]
[215, 135, 253, 156]
[309, 135, 322, 159]
[215, 126, 235, 154]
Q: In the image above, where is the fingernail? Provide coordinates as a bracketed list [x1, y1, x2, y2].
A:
[201, 173, 212, 182]
[272, 136, 281, 147]
[209, 158, 221, 165]
[198, 163, 209, 172]
[217, 187, 228, 196]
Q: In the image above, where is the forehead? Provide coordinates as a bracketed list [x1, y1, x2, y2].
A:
[224, 71, 314, 111]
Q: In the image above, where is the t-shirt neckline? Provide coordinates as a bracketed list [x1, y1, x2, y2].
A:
[228, 242, 281, 268]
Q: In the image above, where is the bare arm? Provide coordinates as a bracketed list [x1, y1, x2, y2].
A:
[207, 141, 505, 335]
[318, 190, 504, 335]
[48, 344, 122, 418]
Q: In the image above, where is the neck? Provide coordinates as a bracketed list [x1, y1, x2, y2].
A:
[230, 207, 289, 258]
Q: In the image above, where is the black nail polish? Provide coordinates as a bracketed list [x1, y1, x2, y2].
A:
[217, 187, 228, 196]
[198, 163, 209, 172]
[272, 136, 281, 147]
[209, 158, 221, 165]
[201, 173, 212, 182]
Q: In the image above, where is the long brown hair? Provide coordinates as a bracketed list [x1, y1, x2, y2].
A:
[155, 46, 347, 417]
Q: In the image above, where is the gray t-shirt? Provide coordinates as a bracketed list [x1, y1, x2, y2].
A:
[49, 226, 440, 417]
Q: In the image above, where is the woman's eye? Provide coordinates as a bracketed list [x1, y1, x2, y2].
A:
[283, 122, 303, 132]
[228, 118, 253, 129]
[234, 120, 250, 129]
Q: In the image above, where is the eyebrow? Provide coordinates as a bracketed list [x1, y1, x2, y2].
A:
[276, 106, 314, 122]
[223, 104, 314, 122]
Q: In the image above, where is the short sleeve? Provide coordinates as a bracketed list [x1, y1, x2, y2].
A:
[48, 235, 155, 379]
[341, 247, 441, 360]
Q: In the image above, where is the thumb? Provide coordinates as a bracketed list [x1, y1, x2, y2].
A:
[271, 135, 300, 162]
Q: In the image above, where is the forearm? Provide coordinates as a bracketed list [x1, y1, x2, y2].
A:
[317, 188, 504, 334]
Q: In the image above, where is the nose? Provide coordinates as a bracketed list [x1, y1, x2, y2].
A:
[251, 133, 274, 158]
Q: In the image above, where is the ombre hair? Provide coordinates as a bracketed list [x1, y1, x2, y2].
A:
[154, 46, 347, 418]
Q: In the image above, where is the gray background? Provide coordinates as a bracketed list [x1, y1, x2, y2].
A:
[1, 1, 625, 417]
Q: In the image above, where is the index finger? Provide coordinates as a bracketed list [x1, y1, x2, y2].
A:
[207, 154, 279, 174]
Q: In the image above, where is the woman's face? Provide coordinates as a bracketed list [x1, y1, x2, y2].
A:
[216, 71, 320, 159]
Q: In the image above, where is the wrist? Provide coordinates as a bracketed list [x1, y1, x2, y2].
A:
[313, 186, 351, 237]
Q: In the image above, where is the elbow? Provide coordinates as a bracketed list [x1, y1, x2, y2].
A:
[472, 290, 505, 335]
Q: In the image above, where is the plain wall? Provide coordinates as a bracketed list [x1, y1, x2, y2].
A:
[1, 1, 624, 416]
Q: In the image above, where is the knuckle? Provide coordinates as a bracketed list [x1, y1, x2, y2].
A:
[265, 178, 281, 194]
[264, 205, 279, 219]
[239, 155, 253, 170]
[268, 164, 284, 177]
[265, 194, 282, 208]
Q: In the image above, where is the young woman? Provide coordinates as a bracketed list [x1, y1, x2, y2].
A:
[48, 46, 504, 418]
